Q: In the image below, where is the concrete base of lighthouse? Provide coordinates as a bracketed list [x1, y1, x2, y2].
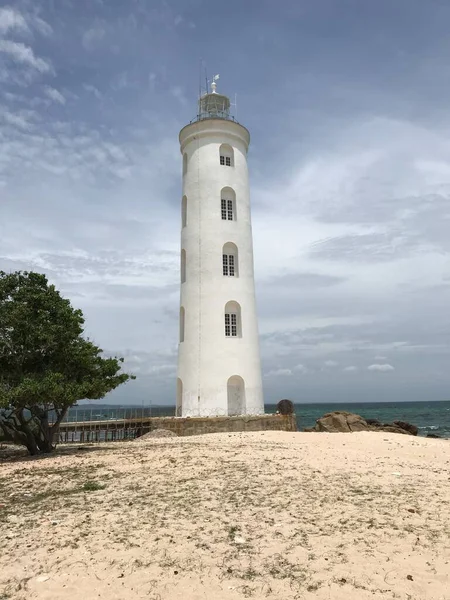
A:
[136, 413, 297, 437]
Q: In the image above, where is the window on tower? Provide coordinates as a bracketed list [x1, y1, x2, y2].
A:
[181, 249, 186, 283]
[221, 199, 234, 220]
[220, 187, 236, 221]
[181, 195, 187, 228]
[224, 301, 241, 337]
[179, 307, 185, 342]
[222, 243, 238, 277]
[219, 144, 234, 167]
[183, 153, 188, 175]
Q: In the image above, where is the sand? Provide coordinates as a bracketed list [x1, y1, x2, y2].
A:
[1, 431, 449, 600]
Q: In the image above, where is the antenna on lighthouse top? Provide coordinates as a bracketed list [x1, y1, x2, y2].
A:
[230, 92, 238, 120]
[211, 74, 219, 93]
[195, 70, 235, 122]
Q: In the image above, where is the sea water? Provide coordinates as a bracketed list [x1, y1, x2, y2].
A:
[68, 400, 450, 439]
[287, 400, 450, 438]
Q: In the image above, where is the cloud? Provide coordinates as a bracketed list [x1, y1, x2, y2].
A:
[0, 7, 29, 34]
[293, 364, 308, 374]
[343, 366, 358, 372]
[262, 272, 346, 288]
[0, 40, 52, 74]
[367, 364, 395, 372]
[0, 7, 52, 38]
[170, 86, 187, 106]
[83, 83, 102, 99]
[324, 360, 339, 367]
[0, 106, 36, 130]
[264, 368, 292, 377]
[44, 86, 65, 105]
[31, 15, 53, 37]
[82, 24, 106, 50]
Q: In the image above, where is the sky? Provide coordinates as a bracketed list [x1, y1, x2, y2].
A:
[1, 0, 449, 406]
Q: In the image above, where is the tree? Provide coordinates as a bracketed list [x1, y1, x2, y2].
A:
[0, 271, 135, 455]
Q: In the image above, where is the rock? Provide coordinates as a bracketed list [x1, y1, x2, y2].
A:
[427, 433, 441, 439]
[7, 515, 20, 524]
[315, 411, 360, 433]
[376, 425, 411, 435]
[311, 411, 417, 436]
[346, 413, 370, 432]
[234, 536, 246, 544]
[393, 421, 418, 436]
[277, 399, 294, 415]
[135, 429, 177, 441]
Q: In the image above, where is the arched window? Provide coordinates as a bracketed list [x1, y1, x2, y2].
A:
[181, 249, 186, 283]
[221, 187, 236, 221]
[222, 242, 238, 277]
[227, 375, 246, 416]
[179, 307, 185, 342]
[224, 301, 241, 338]
[176, 378, 183, 417]
[183, 153, 188, 175]
[219, 144, 234, 167]
[181, 195, 187, 228]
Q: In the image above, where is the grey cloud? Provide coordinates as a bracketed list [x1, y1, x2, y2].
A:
[0, 40, 53, 74]
[44, 86, 65, 105]
[82, 23, 106, 50]
[311, 193, 450, 257]
[367, 364, 395, 372]
[0, 7, 29, 34]
[262, 272, 346, 288]
[308, 231, 422, 262]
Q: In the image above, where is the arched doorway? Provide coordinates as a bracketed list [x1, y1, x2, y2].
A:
[176, 378, 183, 417]
[227, 375, 245, 416]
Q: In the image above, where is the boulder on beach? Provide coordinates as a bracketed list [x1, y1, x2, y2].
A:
[393, 421, 419, 436]
[307, 411, 418, 435]
[276, 399, 295, 415]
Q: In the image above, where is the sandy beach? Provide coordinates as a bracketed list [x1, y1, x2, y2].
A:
[1, 431, 449, 600]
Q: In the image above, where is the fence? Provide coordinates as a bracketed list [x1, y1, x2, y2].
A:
[54, 406, 297, 442]
[53, 405, 170, 443]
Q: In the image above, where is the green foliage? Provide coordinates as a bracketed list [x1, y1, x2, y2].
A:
[0, 271, 135, 454]
[82, 481, 106, 492]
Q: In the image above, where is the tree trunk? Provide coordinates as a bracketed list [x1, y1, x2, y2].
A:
[34, 406, 69, 454]
[16, 410, 41, 455]
[0, 415, 40, 455]
[2, 405, 72, 456]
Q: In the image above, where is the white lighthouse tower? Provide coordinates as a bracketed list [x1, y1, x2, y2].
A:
[176, 76, 264, 418]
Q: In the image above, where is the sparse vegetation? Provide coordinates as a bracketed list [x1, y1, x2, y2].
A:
[1, 433, 449, 600]
[82, 481, 106, 492]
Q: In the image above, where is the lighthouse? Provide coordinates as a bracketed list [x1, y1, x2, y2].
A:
[176, 76, 264, 418]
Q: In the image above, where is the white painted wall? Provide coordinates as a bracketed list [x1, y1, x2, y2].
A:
[177, 117, 264, 417]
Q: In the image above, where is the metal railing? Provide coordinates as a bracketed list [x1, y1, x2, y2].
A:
[189, 113, 241, 125]
[51, 405, 291, 443]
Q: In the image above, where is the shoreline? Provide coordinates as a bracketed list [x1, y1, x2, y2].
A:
[58, 400, 450, 440]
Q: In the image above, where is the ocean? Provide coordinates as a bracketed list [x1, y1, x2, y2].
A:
[69, 400, 450, 439]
